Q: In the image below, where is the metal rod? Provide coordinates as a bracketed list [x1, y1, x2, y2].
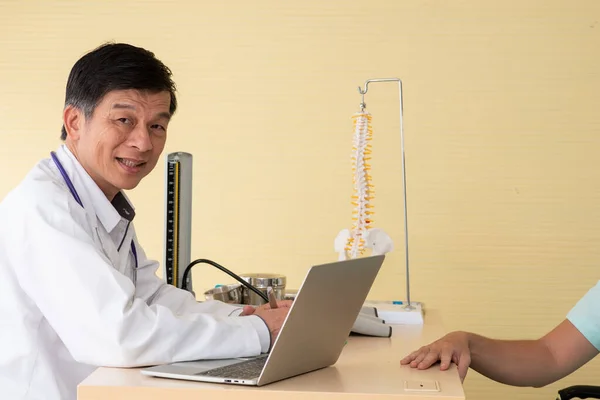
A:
[357, 78, 414, 310]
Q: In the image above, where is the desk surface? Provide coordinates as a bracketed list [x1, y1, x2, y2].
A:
[78, 311, 465, 400]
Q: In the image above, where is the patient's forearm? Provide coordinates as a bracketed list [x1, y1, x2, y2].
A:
[468, 334, 558, 387]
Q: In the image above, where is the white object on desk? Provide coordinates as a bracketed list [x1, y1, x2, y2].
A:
[365, 301, 424, 325]
[352, 313, 392, 337]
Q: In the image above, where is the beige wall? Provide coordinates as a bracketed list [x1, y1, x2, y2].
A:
[1, 1, 600, 398]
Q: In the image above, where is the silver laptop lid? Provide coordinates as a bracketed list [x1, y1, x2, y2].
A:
[257, 255, 385, 385]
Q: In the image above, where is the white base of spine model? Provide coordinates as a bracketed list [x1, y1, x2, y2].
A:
[334, 228, 394, 261]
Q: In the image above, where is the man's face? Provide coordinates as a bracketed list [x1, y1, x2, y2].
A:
[64, 89, 171, 200]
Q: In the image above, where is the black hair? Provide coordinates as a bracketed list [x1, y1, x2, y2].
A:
[60, 42, 177, 140]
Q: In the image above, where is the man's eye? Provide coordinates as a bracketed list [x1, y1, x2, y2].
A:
[118, 118, 131, 125]
[151, 124, 166, 131]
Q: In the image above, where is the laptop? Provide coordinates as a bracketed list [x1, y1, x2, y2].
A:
[140, 254, 385, 386]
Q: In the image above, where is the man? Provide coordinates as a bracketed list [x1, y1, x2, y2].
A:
[0, 42, 291, 400]
[401, 281, 600, 387]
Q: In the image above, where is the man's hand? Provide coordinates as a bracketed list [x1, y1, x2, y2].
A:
[240, 300, 293, 347]
[239, 299, 293, 316]
[400, 331, 472, 381]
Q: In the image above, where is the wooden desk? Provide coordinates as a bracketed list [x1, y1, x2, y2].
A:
[78, 311, 465, 399]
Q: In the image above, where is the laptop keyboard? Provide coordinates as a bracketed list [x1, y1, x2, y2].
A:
[195, 357, 268, 379]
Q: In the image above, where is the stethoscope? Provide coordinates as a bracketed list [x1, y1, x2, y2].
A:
[50, 151, 139, 276]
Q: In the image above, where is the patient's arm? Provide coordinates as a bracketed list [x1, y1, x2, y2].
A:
[402, 319, 598, 387]
[469, 319, 598, 387]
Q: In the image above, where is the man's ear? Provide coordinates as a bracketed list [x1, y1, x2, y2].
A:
[63, 105, 84, 141]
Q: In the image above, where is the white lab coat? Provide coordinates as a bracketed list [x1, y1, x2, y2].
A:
[0, 145, 269, 400]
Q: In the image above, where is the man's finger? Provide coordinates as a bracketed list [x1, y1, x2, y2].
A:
[439, 347, 453, 370]
[400, 351, 419, 365]
[410, 350, 429, 367]
[418, 349, 441, 369]
[240, 305, 256, 316]
[403, 347, 426, 364]
[457, 351, 471, 381]
[276, 300, 293, 308]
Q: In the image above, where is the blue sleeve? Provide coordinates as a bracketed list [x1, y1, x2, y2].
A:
[566, 280, 600, 351]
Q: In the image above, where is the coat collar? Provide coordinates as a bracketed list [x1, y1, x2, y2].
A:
[53, 144, 135, 233]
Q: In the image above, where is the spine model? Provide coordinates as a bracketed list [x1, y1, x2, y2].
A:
[334, 110, 393, 261]
[346, 111, 374, 258]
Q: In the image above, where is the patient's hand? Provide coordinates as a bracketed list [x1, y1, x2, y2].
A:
[401, 331, 472, 381]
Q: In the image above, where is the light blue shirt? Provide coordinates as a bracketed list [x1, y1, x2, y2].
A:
[567, 280, 600, 350]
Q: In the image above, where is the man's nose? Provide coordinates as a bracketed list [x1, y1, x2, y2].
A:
[129, 125, 153, 152]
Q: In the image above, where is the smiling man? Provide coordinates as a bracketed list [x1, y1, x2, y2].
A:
[0, 42, 291, 400]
